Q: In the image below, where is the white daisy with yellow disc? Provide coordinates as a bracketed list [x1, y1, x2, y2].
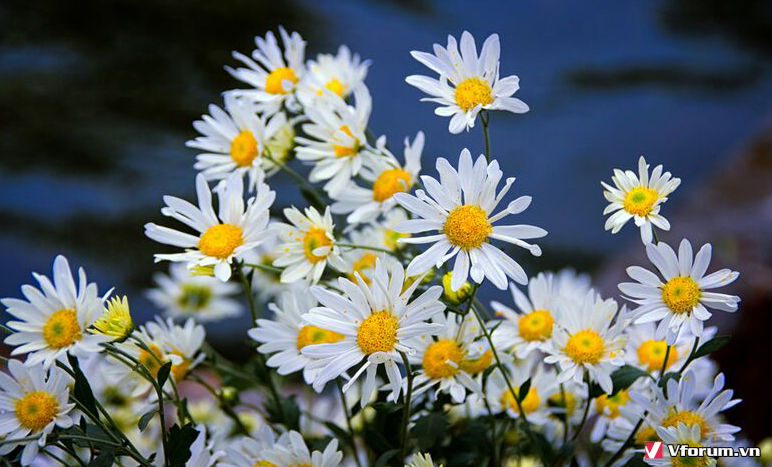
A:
[490, 270, 591, 359]
[393, 148, 546, 291]
[2, 255, 109, 368]
[618, 238, 740, 344]
[146, 262, 242, 322]
[632, 369, 740, 444]
[258, 430, 343, 467]
[248, 290, 342, 387]
[406, 31, 529, 134]
[295, 85, 377, 195]
[187, 93, 287, 186]
[602, 156, 681, 244]
[300, 259, 445, 407]
[544, 291, 630, 394]
[647, 422, 719, 467]
[297, 45, 370, 108]
[227, 27, 306, 116]
[405, 312, 490, 404]
[145, 172, 274, 282]
[272, 206, 350, 284]
[331, 131, 424, 225]
[0, 360, 76, 465]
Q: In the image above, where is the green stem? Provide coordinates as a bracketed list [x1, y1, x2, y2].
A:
[53, 442, 87, 467]
[481, 111, 491, 161]
[652, 228, 659, 245]
[676, 337, 700, 374]
[244, 262, 283, 274]
[398, 351, 415, 462]
[336, 379, 364, 467]
[571, 378, 592, 441]
[236, 260, 259, 324]
[560, 384, 569, 444]
[266, 155, 327, 208]
[190, 373, 250, 436]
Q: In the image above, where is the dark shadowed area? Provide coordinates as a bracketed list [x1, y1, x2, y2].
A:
[1, 0, 771, 442]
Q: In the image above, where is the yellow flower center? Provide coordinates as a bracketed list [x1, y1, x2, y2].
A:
[170, 351, 191, 381]
[230, 131, 259, 167]
[296, 325, 345, 350]
[303, 228, 332, 263]
[198, 224, 244, 259]
[501, 387, 540, 415]
[357, 311, 399, 355]
[595, 389, 630, 419]
[139, 344, 165, 375]
[178, 285, 213, 311]
[384, 229, 408, 251]
[333, 125, 359, 158]
[548, 391, 577, 418]
[264, 67, 297, 95]
[672, 443, 711, 467]
[637, 340, 678, 372]
[15, 391, 59, 431]
[662, 410, 709, 438]
[348, 253, 378, 284]
[317, 78, 345, 97]
[565, 330, 605, 364]
[253, 462, 277, 467]
[459, 350, 493, 375]
[661, 277, 702, 314]
[518, 310, 554, 342]
[372, 169, 412, 202]
[43, 309, 82, 349]
[455, 77, 494, 112]
[443, 205, 492, 250]
[422, 340, 464, 379]
[623, 186, 658, 217]
[634, 426, 659, 446]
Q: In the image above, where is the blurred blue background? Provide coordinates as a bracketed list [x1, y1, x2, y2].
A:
[2, 0, 771, 440]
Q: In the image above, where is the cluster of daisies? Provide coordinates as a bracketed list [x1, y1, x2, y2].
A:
[0, 27, 756, 467]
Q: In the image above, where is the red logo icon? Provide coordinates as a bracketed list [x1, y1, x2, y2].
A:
[644, 442, 664, 459]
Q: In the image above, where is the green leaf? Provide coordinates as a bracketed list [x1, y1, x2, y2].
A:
[138, 408, 158, 431]
[589, 365, 649, 397]
[371, 401, 403, 414]
[658, 371, 680, 389]
[374, 449, 400, 467]
[411, 412, 448, 451]
[167, 423, 199, 467]
[693, 335, 730, 360]
[325, 421, 351, 443]
[88, 452, 115, 467]
[66, 355, 98, 417]
[518, 378, 532, 402]
[157, 361, 173, 388]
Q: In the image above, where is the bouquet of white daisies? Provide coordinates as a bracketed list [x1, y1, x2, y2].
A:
[0, 27, 755, 467]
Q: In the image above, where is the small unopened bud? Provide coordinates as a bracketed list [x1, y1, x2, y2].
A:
[442, 272, 472, 304]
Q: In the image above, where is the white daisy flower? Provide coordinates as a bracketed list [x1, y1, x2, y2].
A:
[260, 430, 343, 467]
[393, 148, 547, 291]
[111, 317, 205, 397]
[146, 262, 242, 322]
[219, 424, 277, 467]
[0, 360, 75, 465]
[589, 379, 653, 443]
[486, 362, 554, 426]
[602, 156, 681, 244]
[490, 270, 591, 359]
[227, 27, 306, 116]
[331, 131, 424, 225]
[272, 206, 349, 284]
[297, 45, 370, 108]
[300, 259, 445, 407]
[406, 312, 486, 404]
[2, 255, 109, 368]
[631, 370, 741, 443]
[372, 208, 412, 252]
[406, 31, 529, 134]
[618, 238, 740, 344]
[601, 398, 658, 467]
[646, 423, 718, 467]
[544, 291, 629, 394]
[407, 453, 441, 467]
[144, 172, 275, 282]
[187, 94, 287, 186]
[248, 290, 343, 387]
[295, 85, 377, 195]
[623, 322, 713, 376]
[340, 225, 398, 285]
